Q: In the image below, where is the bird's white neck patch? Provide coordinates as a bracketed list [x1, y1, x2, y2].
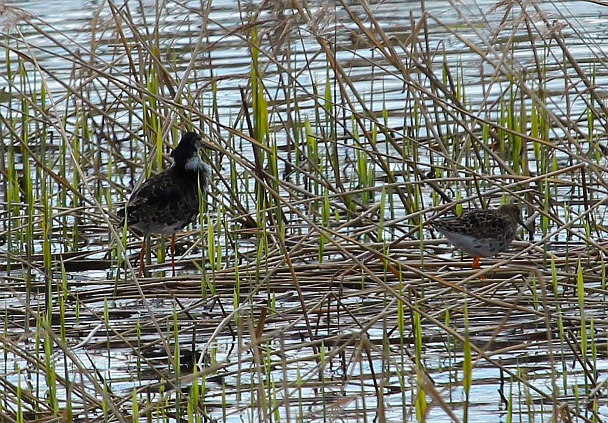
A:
[185, 154, 205, 172]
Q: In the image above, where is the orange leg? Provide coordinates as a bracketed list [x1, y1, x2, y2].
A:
[472, 256, 485, 279]
[137, 239, 146, 278]
[171, 233, 176, 277]
[472, 256, 481, 269]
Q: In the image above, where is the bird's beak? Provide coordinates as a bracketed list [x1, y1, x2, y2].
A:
[517, 215, 533, 241]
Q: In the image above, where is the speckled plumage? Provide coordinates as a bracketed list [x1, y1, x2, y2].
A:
[117, 132, 212, 276]
[430, 203, 526, 262]
[119, 167, 206, 235]
[118, 132, 210, 234]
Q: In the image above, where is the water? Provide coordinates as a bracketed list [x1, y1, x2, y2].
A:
[1, 0, 608, 422]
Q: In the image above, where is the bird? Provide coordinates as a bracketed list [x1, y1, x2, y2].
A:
[117, 131, 213, 277]
[429, 203, 529, 270]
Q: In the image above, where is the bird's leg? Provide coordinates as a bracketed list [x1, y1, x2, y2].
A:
[472, 256, 485, 280]
[472, 256, 481, 269]
[171, 233, 176, 277]
[137, 239, 146, 278]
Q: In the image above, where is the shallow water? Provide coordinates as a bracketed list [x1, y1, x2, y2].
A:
[2, 0, 608, 422]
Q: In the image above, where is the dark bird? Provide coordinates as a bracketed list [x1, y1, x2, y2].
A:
[429, 203, 530, 271]
[117, 131, 213, 277]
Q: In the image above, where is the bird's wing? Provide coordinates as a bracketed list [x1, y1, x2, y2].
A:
[459, 210, 510, 238]
[124, 171, 195, 225]
[431, 210, 509, 238]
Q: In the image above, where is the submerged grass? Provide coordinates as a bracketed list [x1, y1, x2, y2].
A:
[1, 0, 608, 422]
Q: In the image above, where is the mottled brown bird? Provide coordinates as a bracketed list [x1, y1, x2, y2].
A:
[429, 203, 529, 270]
[117, 132, 212, 277]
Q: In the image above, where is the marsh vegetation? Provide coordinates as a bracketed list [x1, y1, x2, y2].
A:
[1, 0, 608, 422]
